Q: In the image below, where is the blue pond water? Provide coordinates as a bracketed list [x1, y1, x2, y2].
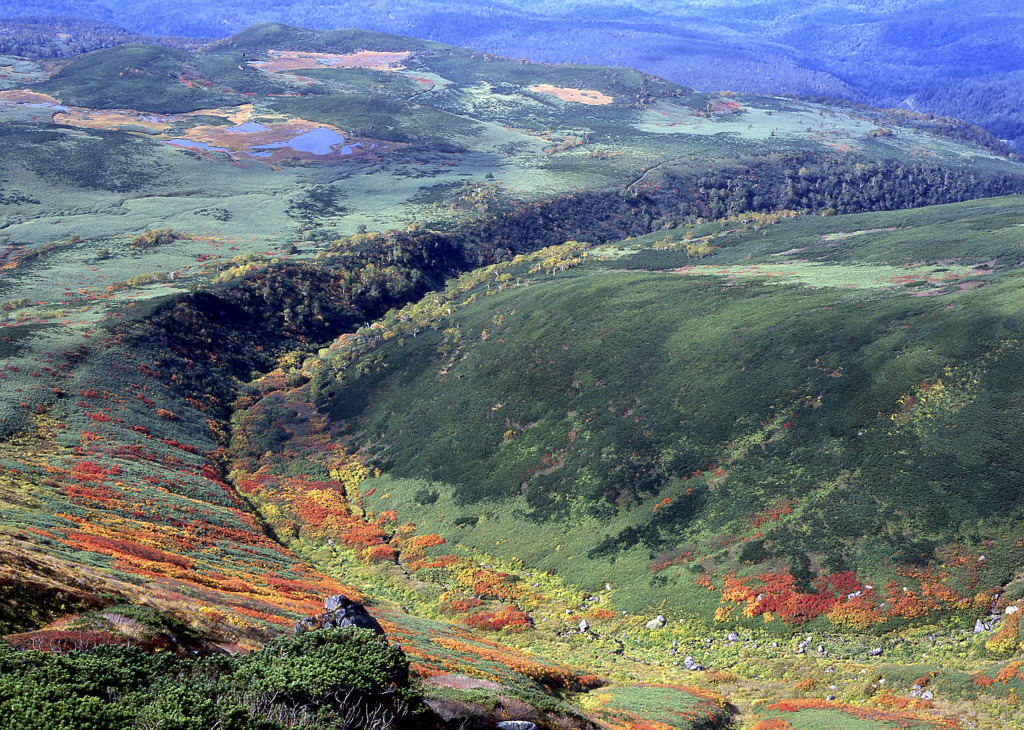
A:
[227, 122, 270, 133]
[251, 127, 352, 155]
[165, 139, 230, 154]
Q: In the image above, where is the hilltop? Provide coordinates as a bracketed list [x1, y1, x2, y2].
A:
[1, 23, 1024, 729]
[5, 1, 1024, 149]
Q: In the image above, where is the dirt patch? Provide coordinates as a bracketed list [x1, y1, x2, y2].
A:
[423, 674, 503, 690]
[528, 84, 613, 105]
[16, 98, 261, 133]
[54, 107, 171, 132]
[252, 49, 412, 74]
[186, 103, 271, 126]
[0, 89, 61, 105]
[820, 226, 901, 241]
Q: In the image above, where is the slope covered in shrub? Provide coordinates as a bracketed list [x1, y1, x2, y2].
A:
[288, 196, 1024, 626]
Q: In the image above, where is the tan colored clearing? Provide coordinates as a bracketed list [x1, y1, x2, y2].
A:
[53, 103, 280, 134]
[820, 227, 902, 241]
[528, 84, 613, 105]
[54, 107, 171, 132]
[0, 89, 61, 105]
[252, 49, 412, 73]
[188, 103, 263, 125]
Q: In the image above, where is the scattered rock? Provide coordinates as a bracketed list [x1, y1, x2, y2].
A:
[579, 619, 589, 633]
[727, 631, 740, 643]
[974, 619, 990, 633]
[497, 722, 537, 730]
[868, 647, 883, 656]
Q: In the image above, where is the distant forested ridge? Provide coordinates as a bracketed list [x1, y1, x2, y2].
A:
[0, 15, 202, 57]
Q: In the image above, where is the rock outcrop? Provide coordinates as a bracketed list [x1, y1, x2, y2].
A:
[294, 594, 385, 636]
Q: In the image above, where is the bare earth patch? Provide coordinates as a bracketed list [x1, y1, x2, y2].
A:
[53, 107, 172, 132]
[251, 49, 412, 73]
[423, 674, 503, 690]
[528, 84, 613, 105]
[0, 89, 61, 105]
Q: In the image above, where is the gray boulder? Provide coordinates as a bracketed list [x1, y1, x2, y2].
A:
[292, 593, 387, 630]
[325, 594, 353, 612]
[317, 594, 385, 635]
[497, 722, 537, 730]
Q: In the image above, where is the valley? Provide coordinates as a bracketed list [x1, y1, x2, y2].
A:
[2, 23, 1024, 729]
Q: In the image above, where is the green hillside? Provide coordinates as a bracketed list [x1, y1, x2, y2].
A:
[282, 197, 1024, 626]
[4, 24, 1024, 730]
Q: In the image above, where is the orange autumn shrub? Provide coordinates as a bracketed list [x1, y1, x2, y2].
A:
[996, 660, 1024, 683]
[973, 673, 997, 688]
[465, 605, 532, 632]
[750, 720, 794, 730]
[794, 677, 817, 692]
[366, 543, 399, 563]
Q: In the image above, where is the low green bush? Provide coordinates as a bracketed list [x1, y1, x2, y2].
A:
[0, 627, 416, 730]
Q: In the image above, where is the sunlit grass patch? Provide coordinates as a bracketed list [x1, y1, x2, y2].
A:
[579, 683, 731, 729]
[753, 700, 956, 729]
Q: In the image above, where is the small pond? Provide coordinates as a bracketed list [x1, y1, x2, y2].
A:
[251, 127, 352, 155]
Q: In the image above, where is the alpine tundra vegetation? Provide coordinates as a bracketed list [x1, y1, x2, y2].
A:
[1, 11, 1024, 730]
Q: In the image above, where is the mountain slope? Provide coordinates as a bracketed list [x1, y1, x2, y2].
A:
[3, 24, 1024, 730]
[247, 196, 1024, 626]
